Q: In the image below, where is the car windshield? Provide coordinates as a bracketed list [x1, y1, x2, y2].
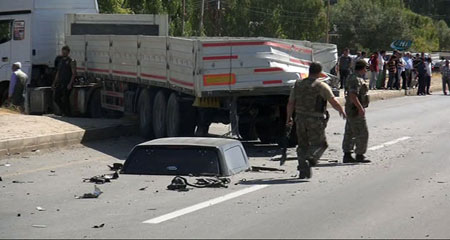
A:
[122, 145, 221, 176]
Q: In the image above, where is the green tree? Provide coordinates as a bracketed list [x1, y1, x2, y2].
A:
[97, 0, 131, 13]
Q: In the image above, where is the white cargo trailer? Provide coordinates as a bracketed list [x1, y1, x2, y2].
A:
[67, 34, 338, 144]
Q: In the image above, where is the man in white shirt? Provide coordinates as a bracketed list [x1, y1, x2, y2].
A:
[425, 57, 433, 95]
[403, 52, 413, 89]
[377, 51, 386, 89]
[8, 62, 28, 111]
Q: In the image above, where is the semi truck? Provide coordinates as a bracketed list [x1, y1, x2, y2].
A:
[0, 0, 339, 145]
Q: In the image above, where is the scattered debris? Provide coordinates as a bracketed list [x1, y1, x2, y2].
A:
[167, 176, 231, 191]
[17, 213, 21, 217]
[108, 163, 123, 171]
[147, 208, 157, 211]
[437, 181, 446, 184]
[83, 172, 119, 184]
[92, 223, 105, 229]
[32, 225, 47, 228]
[36, 206, 46, 211]
[249, 166, 285, 173]
[0, 177, 2, 181]
[50, 170, 55, 173]
[1, 163, 11, 167]
[139, 187, 148, 191]
[12, 180, 33, 184]
[76, 185, 103, 199]
[31, 149, 40, 153]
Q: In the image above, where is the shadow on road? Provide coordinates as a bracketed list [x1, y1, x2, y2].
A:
[242, 142, 282, 158]
[239, 177, 308, 185]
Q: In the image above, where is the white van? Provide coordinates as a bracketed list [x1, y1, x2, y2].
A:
[0, 0, 98, 105]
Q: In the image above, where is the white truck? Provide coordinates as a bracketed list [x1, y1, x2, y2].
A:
[0, 0, 338, 145]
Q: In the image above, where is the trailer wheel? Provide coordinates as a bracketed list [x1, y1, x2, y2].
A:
[166, 93, 197, 137]
[152, 90, 167, 139]
[88, 89, 105, 118]
[239, 122, 258, 141]
[138, 89, 155, 139]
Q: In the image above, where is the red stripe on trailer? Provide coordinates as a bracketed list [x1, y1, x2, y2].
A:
[263, 80, 283, 85]
[202, 41, 312, 54]
[88, 68, 109, 73]
[289, 58, 311, 66]
[203, 55, 238, 61]
[76, 67, 84, 71]
[112, 70, 137, 76]
[170, 78, 194, 87]
[102, 91, 123, 98]
[254, 67, 284, 73]
[141, 73, 166, 80]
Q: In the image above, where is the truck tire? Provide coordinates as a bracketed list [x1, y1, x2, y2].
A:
[138, 89, 155, 139]
[166, 93, 197, 137]
[152, 90, 167, 139]
[239, 122, 258, 141]
[88, 89, 105, 118]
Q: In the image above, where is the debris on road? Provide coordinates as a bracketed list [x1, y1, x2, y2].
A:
[76, 185, 103, 199]
[83, 172, 119, 184]
[139, 187, 148, 191]
[12, 180, 34, 184]
[167, 176, 231, 191]
[36, 206, 46, 211]
[17, 213, 21, 217]
[108, 163, 123, 171]
[0, 177, 2, 181]
[32, 225, 47, 228]
[92, 223, 105, 229]
[248, 166, 285, 173]
[1, 163, 11, 167]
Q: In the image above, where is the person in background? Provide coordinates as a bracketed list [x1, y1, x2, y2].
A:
[416, 54, 427, 96]
[387, 53, 398, 90]
[52, 45, 76, 116]
[377, 50, 386, 89]
[338, 48, 352, 89]
[398, 52, 406, 90]
[441, 59, 450, 95]
[368, 52, 379, 90]
[403, 52, 413, 89]
[425, 57, 433, 95]
[7, 62, 28, 111]
[412, 53, 422, 89]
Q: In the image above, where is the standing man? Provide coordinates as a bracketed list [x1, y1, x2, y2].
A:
[387, 54, 398, 90]
[342, 60, 371, 163]
[425, 57, 432, 95]
[287, 62, 346, 179]
[7, 62, 28, 111]
[52, 46, 76, 116]
[403, 52, 413, 89]
[338, 48, 352, 89]
[417, 55, 427, 96]
[441, 59, 450, 95]
[368, 52, 379, 90]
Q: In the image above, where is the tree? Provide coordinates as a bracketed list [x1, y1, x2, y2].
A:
[97, 0, 131, 14]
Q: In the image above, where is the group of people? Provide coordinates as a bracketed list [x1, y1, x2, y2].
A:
[5, 46, 76, 115]
[287, 60, 370, 179]
[337, 48, 446, 96]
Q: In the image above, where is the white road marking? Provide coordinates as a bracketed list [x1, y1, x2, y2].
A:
[143, 185, 269, 224]
[368, 136, 411, 151]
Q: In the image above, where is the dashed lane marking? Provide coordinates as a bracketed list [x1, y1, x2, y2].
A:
[368, 136, 411, 151]
[143, 185, 269, 224]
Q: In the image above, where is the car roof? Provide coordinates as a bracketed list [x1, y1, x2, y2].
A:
[137, 137, 241, 149]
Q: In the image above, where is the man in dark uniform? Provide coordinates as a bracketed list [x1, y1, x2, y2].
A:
[287, 63, 346, 179]
[338, 48, 352, 89]
[52, 46, 76, 116]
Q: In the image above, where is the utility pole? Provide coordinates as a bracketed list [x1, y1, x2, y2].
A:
[199, 0, 205, 36]
[182, 0, 185, 36]
[326, 0, 330, 43]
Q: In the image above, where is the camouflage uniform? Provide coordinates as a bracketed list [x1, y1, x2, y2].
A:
[289, 77, 334, 167]
[342, 73, 369, 155]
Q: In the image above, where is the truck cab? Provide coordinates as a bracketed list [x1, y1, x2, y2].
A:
[0, 0, 98, 106]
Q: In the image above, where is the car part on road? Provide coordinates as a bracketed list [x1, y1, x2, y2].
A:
[84, 171, 119, 184]
[122, 138, 250, 177]
[167, 176, 231, 191]
[108, 163, 123, 171]
[76, 185, 103, 199]
[249, 166, 286, 173]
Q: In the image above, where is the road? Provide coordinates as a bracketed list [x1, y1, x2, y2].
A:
[1, 94, 450, 239]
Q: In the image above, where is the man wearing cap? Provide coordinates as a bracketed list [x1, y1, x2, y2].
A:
[287, 62, 346, 179]
[8, 62, 28, 111]
[342, 60, 371, 163]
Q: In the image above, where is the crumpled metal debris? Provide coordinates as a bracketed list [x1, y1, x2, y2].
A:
[108, 163, 123, 171]
[36, 206, 46, 211]
[92, 223, 105, 229]
[76, 185, 103, 199]
[83, 171, 119, 184]
[248, 166, 285, 173]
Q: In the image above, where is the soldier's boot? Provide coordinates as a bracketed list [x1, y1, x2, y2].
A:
[298, 161, 312, 179]
[343, 152, 356, 163]
[355, 154, 371, 163]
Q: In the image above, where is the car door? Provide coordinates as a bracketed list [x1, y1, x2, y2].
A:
[0, 19, 12, 81]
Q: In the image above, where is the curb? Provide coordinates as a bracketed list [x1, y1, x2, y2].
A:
[0, 122, 137, 156]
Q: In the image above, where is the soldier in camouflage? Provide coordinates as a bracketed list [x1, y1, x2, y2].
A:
[342, 60, 371, 163]
[287, 63, 346, 179]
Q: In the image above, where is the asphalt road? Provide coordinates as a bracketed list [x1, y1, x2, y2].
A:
[1, 94, 450, 239]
